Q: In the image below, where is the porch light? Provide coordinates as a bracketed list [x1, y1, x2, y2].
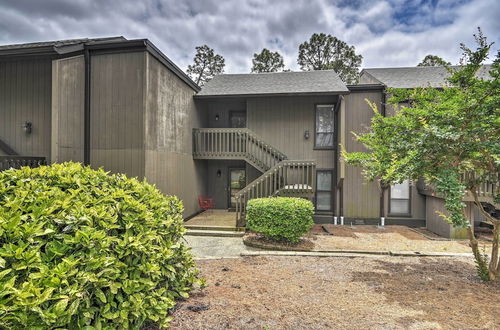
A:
[215, 114, 220, 121]
[304, 130, 310, 139]
[22, 121, 32, 134]
[217, 169, 222, 177]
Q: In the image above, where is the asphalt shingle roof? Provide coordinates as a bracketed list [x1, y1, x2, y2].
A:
[361, 65, 492, 88]
[0, 36, 126, 50]
[197, 70, 348, 97]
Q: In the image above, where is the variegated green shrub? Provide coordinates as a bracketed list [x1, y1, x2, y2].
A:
[0, 162, 199, 329]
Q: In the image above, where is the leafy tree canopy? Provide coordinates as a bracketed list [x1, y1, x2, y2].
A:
[418, 54, 452, 66]
[251, 48, 285, 73]
[343, 29, 499, 280]
[187, 45, 225, 86]
[297, 33, 363, 84]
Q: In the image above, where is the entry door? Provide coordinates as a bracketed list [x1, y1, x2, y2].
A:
[229, 111, 246, 128]
[228, 168, 246, 209]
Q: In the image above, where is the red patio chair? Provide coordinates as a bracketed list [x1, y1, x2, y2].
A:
[198, 196, 215, 217]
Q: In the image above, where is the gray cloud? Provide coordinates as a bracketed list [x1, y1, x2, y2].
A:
[0, 0, 498, 73]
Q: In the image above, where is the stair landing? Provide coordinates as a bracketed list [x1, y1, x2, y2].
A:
[185, 209, 240, 228]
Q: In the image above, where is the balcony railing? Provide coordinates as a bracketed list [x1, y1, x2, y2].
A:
[193, 128, 287, 172]
[0, 156, 47, 171]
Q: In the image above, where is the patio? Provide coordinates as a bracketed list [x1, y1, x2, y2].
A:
[185, 209, 237, 228]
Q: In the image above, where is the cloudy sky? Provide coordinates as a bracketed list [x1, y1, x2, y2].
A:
[0, 0, 498, 73]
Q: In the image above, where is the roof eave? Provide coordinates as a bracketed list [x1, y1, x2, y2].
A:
[195, 90, 350, 99]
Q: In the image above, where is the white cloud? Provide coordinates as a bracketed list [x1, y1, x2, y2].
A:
[0, 0, 498, 73]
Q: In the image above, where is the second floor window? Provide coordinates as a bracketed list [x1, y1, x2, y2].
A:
[315, 105, 335, 148]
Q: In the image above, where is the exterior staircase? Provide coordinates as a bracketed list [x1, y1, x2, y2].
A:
[193, 128, 316, 226]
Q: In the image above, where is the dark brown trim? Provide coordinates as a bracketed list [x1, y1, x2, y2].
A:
[194, 91, 350, 99]
[313, 103, 337, 150]
[315, 168, 335, 213]
[346, 84, 385, 92]
[83, 47, 91, 166]
[388, 180, 412, 217]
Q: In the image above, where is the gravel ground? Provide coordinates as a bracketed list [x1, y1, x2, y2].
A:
[310, 225, 489, 253]
[169, 256, 500, 329]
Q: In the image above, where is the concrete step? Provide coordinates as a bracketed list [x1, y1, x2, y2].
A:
[185, 225, 245, 232]
[186, 230, 245, 237]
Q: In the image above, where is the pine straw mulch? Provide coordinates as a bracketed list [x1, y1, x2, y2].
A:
[168, 256, 500, 329]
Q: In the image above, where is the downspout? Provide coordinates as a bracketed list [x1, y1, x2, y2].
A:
[335, 96, 344, 225]
[379, 88, 387, 226]
[83, 47, 91, 165]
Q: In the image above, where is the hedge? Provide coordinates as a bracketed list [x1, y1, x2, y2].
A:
[246, 197, 314, 243]
[0, 162, 199, 329]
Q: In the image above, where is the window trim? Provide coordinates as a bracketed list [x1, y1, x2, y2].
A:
[315, 169, 334, 213]
[388, 180, 412, 217]
[314, 104, 336, 150]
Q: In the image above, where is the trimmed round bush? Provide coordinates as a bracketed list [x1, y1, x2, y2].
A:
[0, 162, 198, 329]
[246, 197, 314, 243]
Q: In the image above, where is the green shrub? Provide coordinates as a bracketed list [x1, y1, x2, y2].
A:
[0, 162, 198, 329]
[246, 197, 314, 243]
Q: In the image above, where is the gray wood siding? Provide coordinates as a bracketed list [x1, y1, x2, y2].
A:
[51, 55, 85, 163]
[247, 95, 337, 169]
[90, 52, 145, 178]
[144, 53, 206, 217]
[0, 58, 52, 160]
[343, 91, 381, 219]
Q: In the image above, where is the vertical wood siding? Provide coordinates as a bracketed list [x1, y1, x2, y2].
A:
[0, 58, 52, 160]
[343, 91, 381, 219]
[51, 55, 85, 163]
[144, 53, 207, 217]
[90, 52, 145, 178]
[247, 95, 337, 169]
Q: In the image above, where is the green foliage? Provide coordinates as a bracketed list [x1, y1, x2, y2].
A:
[251, 48, 285, 73]
[297, 33, 363, 84]
[417, 54, 451, 66]
[187, 44, 225, 86]
[0, 162, 199, 329]
[344, 29, 499, 228]
[474, 246, 490, 281]
[246, 197, 314, 243]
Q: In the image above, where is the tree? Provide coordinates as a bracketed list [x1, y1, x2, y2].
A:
[251, 48, 285, 73]
[297, 33, 363, 84]
[187, 45, 225, 86]
[418, 54, 451, 66]
[343, 29, 499, 280]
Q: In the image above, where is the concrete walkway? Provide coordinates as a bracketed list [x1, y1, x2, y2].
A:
[183, 235, 256, 259]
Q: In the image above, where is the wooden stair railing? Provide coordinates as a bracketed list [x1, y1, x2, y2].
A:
[417, 174, 499, 205]
[0, 138, 18, 156]
[235, 160, 316, 227]
[193, 128, 287, 172]
[0, 156, 47, 171]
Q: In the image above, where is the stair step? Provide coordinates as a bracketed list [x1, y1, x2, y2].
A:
[186, 230, 245, 237]
[185, 225, 245, 232]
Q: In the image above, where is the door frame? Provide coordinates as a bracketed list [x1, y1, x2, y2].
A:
[229, 110, 247, 128]
[227, 167, 246, 210]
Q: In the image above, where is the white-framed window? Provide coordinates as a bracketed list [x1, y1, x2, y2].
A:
[389, 179, 410, 215]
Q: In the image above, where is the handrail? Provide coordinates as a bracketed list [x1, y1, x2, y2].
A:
[0, 156, 47, 171]
[235, 160, 316, 226]
[417, 175, 499, 203]
[193, 128, 287, 172]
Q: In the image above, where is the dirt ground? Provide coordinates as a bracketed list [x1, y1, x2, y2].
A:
[308, 225, 490, 253]
[169, 256, 500, 329]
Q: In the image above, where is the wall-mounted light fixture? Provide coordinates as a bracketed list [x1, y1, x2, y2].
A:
[215, 114, 220, 121]
[22, 121, 32, 134]
[216, 169, 222, 177]
[304, 130, 310, 140]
